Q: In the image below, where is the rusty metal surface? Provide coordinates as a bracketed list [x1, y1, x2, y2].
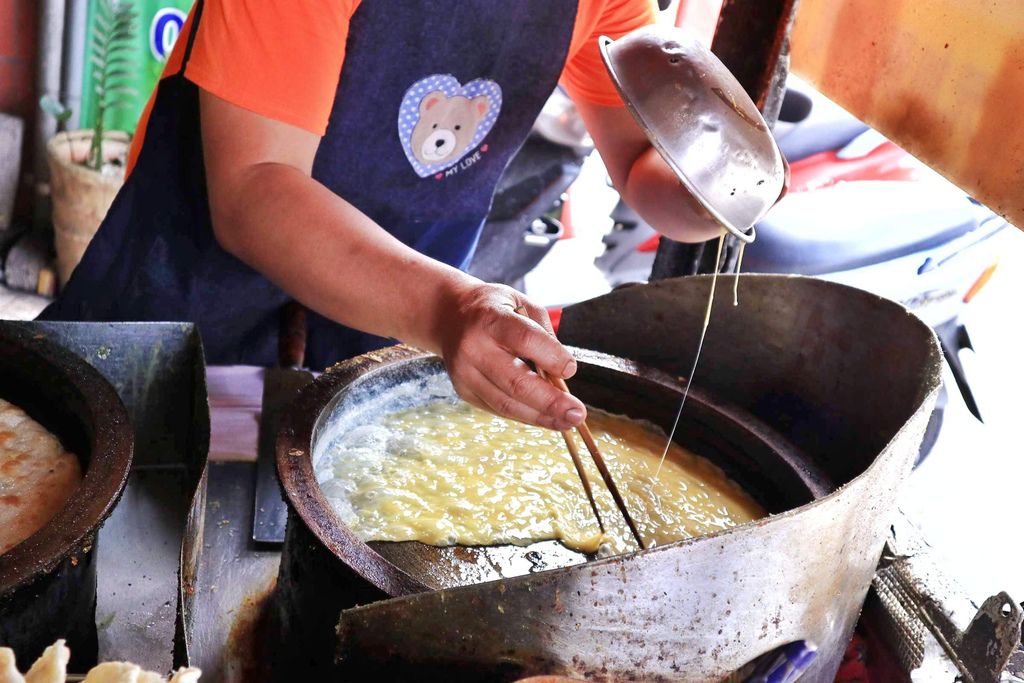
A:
[960, 594, 1022, 682]
[274, 508, 393, 678]
[253, 370, 313, 544]
[790, 0, 1024, 231]
[651, 0, 799, 280]
[187, 370, 311, 678]
[0, 322, 134, 671]
[713, 0, 800, 119]
[189, 461, 281, 682]
[327, 275, 942, 681]
[874, 511, 1024, 682]
[4, 322, 209, 673]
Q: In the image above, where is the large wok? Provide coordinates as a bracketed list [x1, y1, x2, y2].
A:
[274, 349, 825, 676]
[273, 275, 941, 681]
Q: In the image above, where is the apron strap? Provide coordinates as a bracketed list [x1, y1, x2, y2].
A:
[178, 0, 205, 77]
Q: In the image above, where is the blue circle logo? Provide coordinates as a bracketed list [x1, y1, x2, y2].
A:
[150, 8, 187, 62]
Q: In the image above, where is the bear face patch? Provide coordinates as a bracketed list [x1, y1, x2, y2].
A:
[398, 74, 502, 178]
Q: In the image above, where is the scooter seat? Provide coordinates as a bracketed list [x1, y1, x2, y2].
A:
[776, 120, 869, 163]
[741, 181, 980, 275]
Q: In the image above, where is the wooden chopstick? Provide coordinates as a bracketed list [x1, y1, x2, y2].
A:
[559, 422, 606, 534]
[546, 374, 647, 551]
[538, 369, 605, 534]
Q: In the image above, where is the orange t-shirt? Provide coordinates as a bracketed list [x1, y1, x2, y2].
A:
[129, 0, 656, 173]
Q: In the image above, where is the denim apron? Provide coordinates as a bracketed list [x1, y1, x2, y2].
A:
[42, 0, 580, 368]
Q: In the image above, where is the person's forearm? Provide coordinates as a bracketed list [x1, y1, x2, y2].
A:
[210, 162, 471, 353]
[573, 100, 723, 244]
[618, 146, 723, 244]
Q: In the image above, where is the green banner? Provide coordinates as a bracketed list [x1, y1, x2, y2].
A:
[80, 0, 195, 134]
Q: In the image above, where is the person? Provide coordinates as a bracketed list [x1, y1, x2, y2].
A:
[41, 0, 722, 432]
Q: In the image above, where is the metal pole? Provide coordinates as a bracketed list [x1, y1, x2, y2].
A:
[650, 0, 799, 281]
[32, 0, 67, 230]
[61, 0, 88, 131]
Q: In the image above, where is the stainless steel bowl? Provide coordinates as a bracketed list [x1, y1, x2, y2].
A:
[600, 24, 788, 242]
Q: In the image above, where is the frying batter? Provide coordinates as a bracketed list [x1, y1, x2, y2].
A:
[0, 398, 83, 554]
[317, 401, 764, 555]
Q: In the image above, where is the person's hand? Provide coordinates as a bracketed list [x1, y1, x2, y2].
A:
[436, 281, 587, 431]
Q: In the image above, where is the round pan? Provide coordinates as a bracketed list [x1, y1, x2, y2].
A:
[0, 324, 133, 665]
[277, 346, 828, 593]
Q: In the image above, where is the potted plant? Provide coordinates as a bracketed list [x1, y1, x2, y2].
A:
[43, 0, 138, 286]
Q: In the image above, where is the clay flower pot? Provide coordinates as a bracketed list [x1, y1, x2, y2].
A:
[45, 130, 129, 286]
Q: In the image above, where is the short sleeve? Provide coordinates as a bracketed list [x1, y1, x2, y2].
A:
[184, 0, 362, 136]
[561, 0, 659, 106]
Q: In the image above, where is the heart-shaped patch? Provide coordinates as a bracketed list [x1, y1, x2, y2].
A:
[397, 74, 502, 178]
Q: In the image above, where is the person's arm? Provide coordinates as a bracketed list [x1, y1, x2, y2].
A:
[575, 100, 722, 244]
[200, 90, 586, 431]
[561, 0, 718, 243]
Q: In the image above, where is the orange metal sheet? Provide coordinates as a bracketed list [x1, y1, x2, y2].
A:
[790, 0, 1024, 230]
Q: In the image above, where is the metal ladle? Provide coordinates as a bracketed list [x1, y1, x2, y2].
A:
[599, 24, 789, 242]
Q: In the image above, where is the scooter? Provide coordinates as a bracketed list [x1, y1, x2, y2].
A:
[467, 88, 591, 290]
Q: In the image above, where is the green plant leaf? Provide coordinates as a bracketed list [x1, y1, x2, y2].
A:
[89, 0, 139, 140]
